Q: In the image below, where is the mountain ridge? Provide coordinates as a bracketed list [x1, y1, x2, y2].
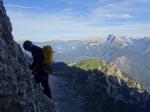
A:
[72, 59, 145, 93]
[49, 62, 150, 112]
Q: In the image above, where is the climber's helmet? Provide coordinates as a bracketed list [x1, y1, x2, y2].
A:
[23, 40, 33, 51]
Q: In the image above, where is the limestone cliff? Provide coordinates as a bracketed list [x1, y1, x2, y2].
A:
[0, 0, 54, 112]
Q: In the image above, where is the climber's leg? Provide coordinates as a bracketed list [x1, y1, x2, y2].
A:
[34, 74, 41, 84]
[41, 75, 52, 99]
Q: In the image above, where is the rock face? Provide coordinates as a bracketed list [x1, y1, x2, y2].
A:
[50, 62, 150, 112]
[0, 0, 54, 112]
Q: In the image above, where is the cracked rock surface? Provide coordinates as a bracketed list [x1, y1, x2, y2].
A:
[0, 0, 55, 112]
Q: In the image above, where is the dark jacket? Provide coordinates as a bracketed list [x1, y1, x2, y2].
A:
[30, 45, 45, 69]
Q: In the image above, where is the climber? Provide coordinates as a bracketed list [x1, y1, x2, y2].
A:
[23, 40, 52, 99]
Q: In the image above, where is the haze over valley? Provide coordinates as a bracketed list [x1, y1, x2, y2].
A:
[19, 35, 150, 91]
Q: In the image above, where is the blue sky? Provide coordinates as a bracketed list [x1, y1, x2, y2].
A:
[3, 0, 150, 41]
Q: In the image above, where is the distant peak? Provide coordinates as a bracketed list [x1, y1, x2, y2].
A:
[106, 34, 116, 43]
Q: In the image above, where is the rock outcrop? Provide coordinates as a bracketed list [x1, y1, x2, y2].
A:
[50, 62, 150, 112]
[73, 59, 145, 92]
[0, 0, 54, 112]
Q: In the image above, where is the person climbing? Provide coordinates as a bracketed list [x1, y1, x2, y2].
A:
[23, 40, 53, 99]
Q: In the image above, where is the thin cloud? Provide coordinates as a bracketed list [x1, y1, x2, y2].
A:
[5, 4, 42, 9]
[7, 9, 150, 41]
[4, 0, 150, 41]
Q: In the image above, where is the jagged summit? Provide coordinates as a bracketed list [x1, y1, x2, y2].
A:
[0, 0, 54, 112]
[106, 34, 133, 45]
[106, 34, 116, 43]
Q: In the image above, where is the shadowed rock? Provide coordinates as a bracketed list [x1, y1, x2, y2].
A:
[0, 0, 55, 112]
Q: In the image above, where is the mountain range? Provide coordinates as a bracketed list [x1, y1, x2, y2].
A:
[18, 35, 150, 91]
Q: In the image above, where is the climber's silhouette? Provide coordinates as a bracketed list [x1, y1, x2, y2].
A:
[23, 40, 52, 98]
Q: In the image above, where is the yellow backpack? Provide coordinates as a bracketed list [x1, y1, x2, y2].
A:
[43, 45, 53, 64]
